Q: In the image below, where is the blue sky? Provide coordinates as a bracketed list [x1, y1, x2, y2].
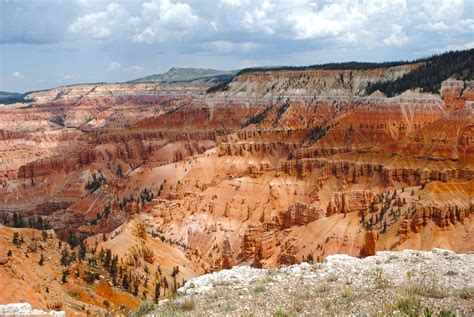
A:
[1, 0, 473, 92]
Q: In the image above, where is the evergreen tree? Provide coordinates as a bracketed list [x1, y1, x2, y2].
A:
[12, 232, 20, 245]
[153, 281, 160, 303]
[61, 270, 69, 283]
[122, 274, 130, 291]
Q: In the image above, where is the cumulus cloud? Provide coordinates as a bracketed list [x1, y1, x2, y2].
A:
[63, 75, 79, 80]
[286, 3, 367, 41]
[108, 62, 122, 72]
[68, 3, 129, 39]
[12, 72, 23, 79]
[220, 0, 242, 7]
[131, 0, 200, 43]
[202, 41, 260, 54]
[123, 65, 145, 72]
[107, 62, 143, 73]
[383, 25, 408, 47]
[63, 0, 473, 52]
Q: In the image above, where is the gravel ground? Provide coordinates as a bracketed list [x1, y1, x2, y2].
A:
[153, 249, 474, 316]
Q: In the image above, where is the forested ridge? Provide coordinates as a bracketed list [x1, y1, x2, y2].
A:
[366, 49, 473, 96]
[208, 49, 473, 95]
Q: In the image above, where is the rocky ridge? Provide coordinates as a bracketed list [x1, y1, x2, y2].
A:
[0, 303, 65, 316]
[156, 249, 474, 316]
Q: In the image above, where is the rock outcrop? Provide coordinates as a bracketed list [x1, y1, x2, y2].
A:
[163, 249, 474, 316]
[283, 202, 323, 227]
[0, 303, 65, 316]
[326, 190, 374, 216]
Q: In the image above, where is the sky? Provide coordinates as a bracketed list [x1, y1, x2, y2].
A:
[1, 0, 473, 92]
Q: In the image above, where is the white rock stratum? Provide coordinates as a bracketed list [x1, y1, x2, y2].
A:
[155, 249, 473, 316]
[0, 303, 65, 316]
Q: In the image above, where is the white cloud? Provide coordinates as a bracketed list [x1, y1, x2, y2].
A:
[123, 65, 144, 72]
[108, 61, 122, 72]
[203, 41, 260, 54]
[132, 0, 200, 43]
[286, 2, 369, 44]
[424, 21, 449, 31]
[383, 25, 408, 47]
[220, 0, 242, 7]
[429, 41, 474, 53]
[63, 75, 79, 80]
[242, 5, 276, 34]
[12, 72, 23, 79]
[68, 3, 128, 39]
[65, 0, 472, 52]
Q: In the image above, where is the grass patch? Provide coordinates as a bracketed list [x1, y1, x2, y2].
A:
[459, 288, 473, 299]
[394, 295, 421, 317]
[341, 288, 356, 301]
[439, 309, 456, 317]
[406, 283, 448, 299]
[164, 297, 195, 314]
[66, 289, 81, 299]
[338, 288, 356, 306]
[211, 280, 234, 287]
[374, 268, 388, 289]
[315, 284, 329, 294]
[178, 298, 195, 312]
[254, 286, 266, 293]
[223, 304, 236, 313]
[326, 274, 338, 282]
[273, 309, 290, 317]
[131, 300, 155, 317]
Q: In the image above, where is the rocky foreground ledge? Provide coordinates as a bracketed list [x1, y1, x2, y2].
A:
[0, 303, 65, 316]
[155, 249, 473, 316]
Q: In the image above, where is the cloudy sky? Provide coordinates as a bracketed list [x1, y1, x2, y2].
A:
[1, 0, 473, 92]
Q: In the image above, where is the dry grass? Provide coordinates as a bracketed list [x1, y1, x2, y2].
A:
[394, 294, 421, 316]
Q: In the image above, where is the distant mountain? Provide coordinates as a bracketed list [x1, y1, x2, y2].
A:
[0, 91, 28, 105]
[130, 67, 238, 84]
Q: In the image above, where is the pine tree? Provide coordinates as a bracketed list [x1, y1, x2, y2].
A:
[153, 281, 160, 303]
[104, 249, 112, 270]
[117, 164, 123, 178]
[61, 270, 69, 283]
[122, 274, 130, 291]
[41, 230, 48, 242]
[78, 240, 86, 261]
[12, 232, 20, 245]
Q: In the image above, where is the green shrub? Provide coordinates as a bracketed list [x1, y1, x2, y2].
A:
[440, 309, 456, 317]
[131, 300, 155, 317]
[395, 295, 421, 317]
[179, 298, 195, 312]
[273, 309, 289, 317]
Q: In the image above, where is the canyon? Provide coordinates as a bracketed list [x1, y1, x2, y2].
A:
[0, 51, 473, 315]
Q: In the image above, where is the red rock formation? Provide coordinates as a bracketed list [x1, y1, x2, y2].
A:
[441, 79, 473, 111]
[241, 225, 276, 261]
[221, 235, 233, 269]
[361, 230, 377, 256]
[259, 231, 276, 260]
[327, 190, 374, 216]
[283, 202, 323, 227]
[242, 224, 263, 260]
[279, 237, 299, 265]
